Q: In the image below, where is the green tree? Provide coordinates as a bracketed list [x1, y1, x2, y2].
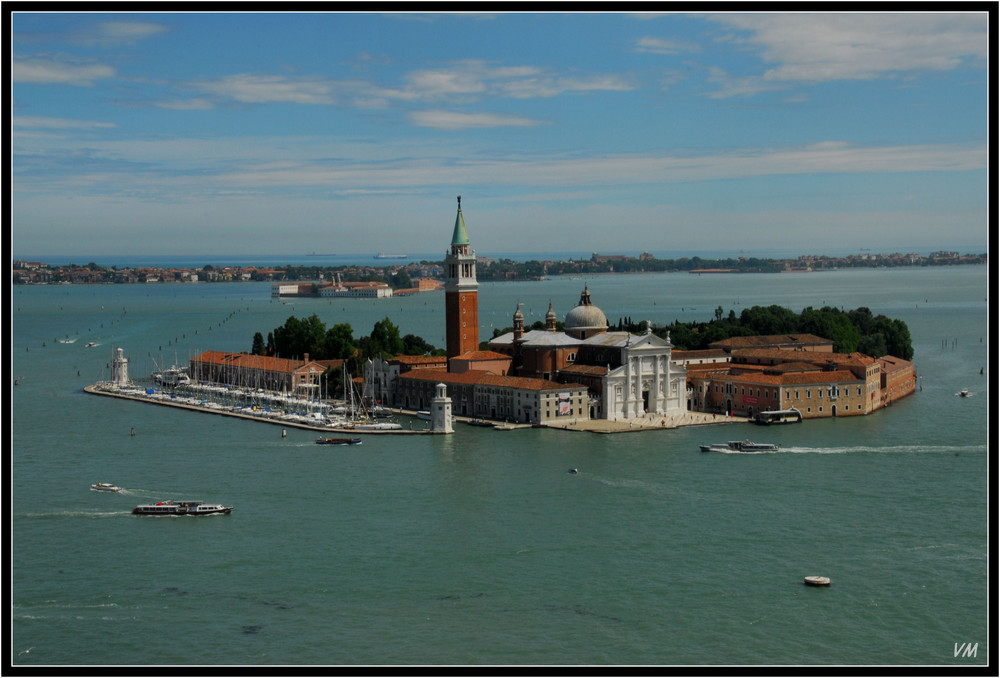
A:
[323, 323, 357, 360]
[272, 314, 327, 360]
[360, 317, 405, 360]
[389, 269, 412, 290]
[251, 332, 266, 356]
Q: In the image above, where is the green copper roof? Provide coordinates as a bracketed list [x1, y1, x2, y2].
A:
[451, 195, 469, 246]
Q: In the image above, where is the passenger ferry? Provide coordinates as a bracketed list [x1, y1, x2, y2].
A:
[753, 408, 802, 425]
[132, 500, 232, 516]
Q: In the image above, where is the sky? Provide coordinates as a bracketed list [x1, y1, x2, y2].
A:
[10, 11, 990, 259]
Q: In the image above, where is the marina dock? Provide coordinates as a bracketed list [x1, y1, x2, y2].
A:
[85, 383, 743, 435]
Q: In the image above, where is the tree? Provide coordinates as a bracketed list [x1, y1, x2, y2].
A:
[323, 323, 357, 360]
[362, 317, 404, 360]
[389, 269, 412, 290]
[271, 314, 327, 360]
[402, 334, 438, 355]
[251, 332, 267, 356]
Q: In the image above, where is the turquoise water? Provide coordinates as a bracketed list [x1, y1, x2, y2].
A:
[11, 266, 990, 666]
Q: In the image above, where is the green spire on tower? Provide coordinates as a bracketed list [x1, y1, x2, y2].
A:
[451, 195, 469, 246]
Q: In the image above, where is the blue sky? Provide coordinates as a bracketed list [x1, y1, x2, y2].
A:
[11, 11, 989, 258]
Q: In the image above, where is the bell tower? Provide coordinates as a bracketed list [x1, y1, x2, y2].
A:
[445, 196, 479, 358]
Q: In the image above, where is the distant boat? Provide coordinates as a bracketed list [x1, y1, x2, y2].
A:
[374, 253, 407, 259]
[804, 576, 831, 586]
[315, 437, 362, 446]
[959, 388, 971, 397]
[91, 482, 122, 493]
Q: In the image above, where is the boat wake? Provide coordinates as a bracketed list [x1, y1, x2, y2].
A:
[20, 509, 132, 519]
[727, 444, 987, 455]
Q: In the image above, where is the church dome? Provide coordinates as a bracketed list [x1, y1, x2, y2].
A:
[564, 286, 608, 336]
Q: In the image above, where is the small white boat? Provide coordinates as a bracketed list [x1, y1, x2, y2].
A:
[90, 482, 122, 493]
[699, 440, 779, 453]
[959, 388, 970, 397]
[804, 576, 831, 586]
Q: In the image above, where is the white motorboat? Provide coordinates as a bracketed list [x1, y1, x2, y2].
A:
[699, 440, 779, 453]
[90, 482, 122, 493]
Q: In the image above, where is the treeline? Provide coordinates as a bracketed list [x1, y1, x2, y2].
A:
[648, 305, 913, 359]
[477, 256, 783, 280]
[250, 314, 444, 373]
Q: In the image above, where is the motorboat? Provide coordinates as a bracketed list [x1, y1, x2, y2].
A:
[804, 576, 831, 586]
[959, 388, 970, 397]
[90, 482, 122, 493]
[316, 437, 363, 446]
[699, 440, 779, 453]
[132, 500, 232, 516]
[153, 365, 191, 387]
[350, 421, 403, 431]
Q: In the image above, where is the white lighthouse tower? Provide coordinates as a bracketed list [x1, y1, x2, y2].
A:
[431, 382, 454, 434]
[111, 347, 130, 387]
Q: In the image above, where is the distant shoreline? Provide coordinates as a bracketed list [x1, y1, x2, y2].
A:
[12, 250, 988, 286]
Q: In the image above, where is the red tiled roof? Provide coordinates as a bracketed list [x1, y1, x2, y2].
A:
[393, 355, 448, 366]
[399, 368, 585, 392]
[711, 334, 832, 348]
[453, 350, 511, 362]
[192, 350, 322, 374]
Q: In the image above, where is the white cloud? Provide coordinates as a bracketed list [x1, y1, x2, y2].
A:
[397, 60, 633, 102]
[409, 110, 548, 129]
[192, 73, 339, 105]
[705, 13, 987, 95]
[12, 57, 116, 85]
[634, 36, 701, 55]
[82, 21, 170, 46]
[13, 115, 116, 130]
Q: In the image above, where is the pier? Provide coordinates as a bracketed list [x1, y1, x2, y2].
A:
[83, 383, 442, 434]
[85, 382, 743, 435]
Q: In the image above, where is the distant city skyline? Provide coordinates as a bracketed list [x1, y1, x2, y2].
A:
[11, 11, 989, 257]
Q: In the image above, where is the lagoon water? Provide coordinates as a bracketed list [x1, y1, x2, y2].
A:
[11, 265, 990, 667]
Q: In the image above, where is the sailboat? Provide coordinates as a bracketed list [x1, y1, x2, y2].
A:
[342, 367, 401, 430]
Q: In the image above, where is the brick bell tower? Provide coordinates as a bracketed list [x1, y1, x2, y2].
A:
[445, 195, 479, 359]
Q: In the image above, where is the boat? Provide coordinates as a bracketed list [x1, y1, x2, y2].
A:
[316, 437, 363, 445]
[90, 482, 122, 493]
[152, 365, 191, 387]
[374, 253, 407, 259]
[132, 500, 232, 516]
[466, 418, 495, 427]
[416, 410, 432, 421]
[753, 408, 802, 425]
[804, 576, 831, 586]
[959, 388, 970, 397]
[350, 421, 403, 431]
[699, 440, 779, 453]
